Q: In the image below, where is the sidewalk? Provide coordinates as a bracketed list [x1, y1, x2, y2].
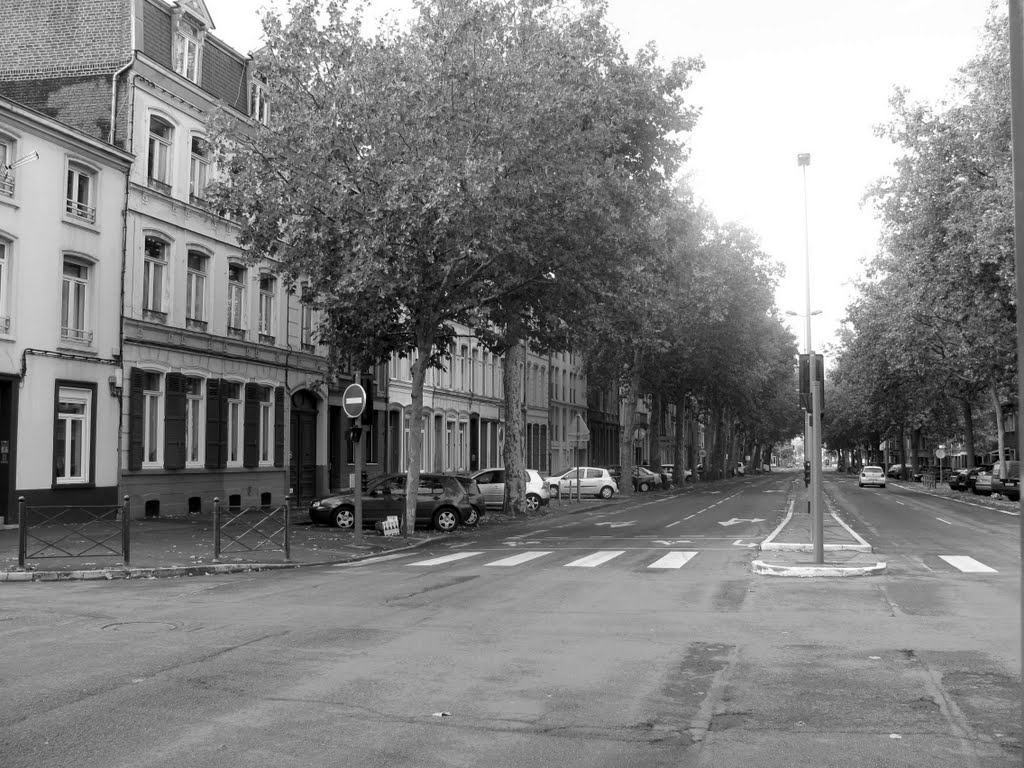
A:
[0, 513, 450, 582]
[752, 487, 886, 577]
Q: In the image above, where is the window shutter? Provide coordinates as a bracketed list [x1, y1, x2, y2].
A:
[163, 372, 186, 470]
[274, 386, 285, 467]
[205, 378, 225, 469]
[243, 383, 260, 468]
[127, 368, 146, 471]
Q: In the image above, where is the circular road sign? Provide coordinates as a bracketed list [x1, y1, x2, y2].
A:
[342, 383, 366, 419]
[934, 447, 947, 460]
[698, 449, 707, 459]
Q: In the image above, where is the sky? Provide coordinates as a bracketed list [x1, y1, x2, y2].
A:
[201, 0, 994, 352]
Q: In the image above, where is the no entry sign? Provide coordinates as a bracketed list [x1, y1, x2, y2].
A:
[342, 383, 366, 419]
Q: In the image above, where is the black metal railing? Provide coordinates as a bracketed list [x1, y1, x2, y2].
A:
[18, 496, 130, 568]
[212, 497, 291, 562]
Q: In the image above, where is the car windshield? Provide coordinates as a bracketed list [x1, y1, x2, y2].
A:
[863, 466, 882, 473]
[552, 467, 578, 478]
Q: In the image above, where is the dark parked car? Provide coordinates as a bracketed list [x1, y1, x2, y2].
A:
[950, 465, 992, 492]
[309, 473, 472, 531]
[991, 461, 1020, 501]
[450, 474, 485, 525]
[606, 465, 661, 492]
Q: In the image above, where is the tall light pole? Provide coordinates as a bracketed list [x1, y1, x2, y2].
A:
[797, 152, 824, 564]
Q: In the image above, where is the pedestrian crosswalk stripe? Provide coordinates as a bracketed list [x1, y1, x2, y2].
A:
[564, 551, 626, 568]
[408, 552, 484, 566]
[938, 555, 997, 573]
[485, 551, 553, 567]
[648, 551, 698, 569]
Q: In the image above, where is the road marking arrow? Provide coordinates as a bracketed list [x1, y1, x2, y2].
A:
[652, 540, 693, 546]
[718, 517, 766, 527]
[595, 521, 636, 528]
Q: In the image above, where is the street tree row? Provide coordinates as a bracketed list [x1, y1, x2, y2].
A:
[824, 7, 1016, 478]
[211, 0, 802, 528]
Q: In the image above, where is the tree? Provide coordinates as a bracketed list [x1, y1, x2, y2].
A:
[210, 0, 701, 532]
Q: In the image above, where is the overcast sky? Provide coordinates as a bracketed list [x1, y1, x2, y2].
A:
[203, 0, 994, 352]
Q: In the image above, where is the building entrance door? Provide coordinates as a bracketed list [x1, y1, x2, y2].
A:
[0, 378, 14, 524]
[289, 390, 318, 503]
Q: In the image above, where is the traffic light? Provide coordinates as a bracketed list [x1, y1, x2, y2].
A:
[803, 461, 811, 487]
[798, 353, 825, 414]
[360, 373, 374, 426]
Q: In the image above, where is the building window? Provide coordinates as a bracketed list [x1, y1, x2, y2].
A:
[226, 382, 243, 466]
[189, 136, 209, 203]
[0, 140, 14, 197]
[228, 264, 246, 334]
[258, 386, 273, 465]
[143, 236, 167, 314]
[250, 74, 270, 126]
[185, 377, 204, 465]
[0, 240, 9, 332]
[55, 386, 92, 484]
[300, 283, 314, 351]
[186, 250, 207, 327]
[258, 274, 275, 341]
[147, 116, 174, 192]
[142, 371, 162, 466]
[174, 16, 202, 82]
[61, 258, 90, 344]
[65, 163, 95, 223]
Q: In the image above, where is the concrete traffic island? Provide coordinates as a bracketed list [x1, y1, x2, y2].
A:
[752, 498, 887, 577]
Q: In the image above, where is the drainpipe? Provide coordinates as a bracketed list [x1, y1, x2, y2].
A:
[109, 1, 136, 146]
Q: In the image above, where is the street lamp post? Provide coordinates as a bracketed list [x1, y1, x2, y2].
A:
[796, 152, 825, 564]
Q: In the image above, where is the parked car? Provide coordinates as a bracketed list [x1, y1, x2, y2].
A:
[470, 467, 551, 512]
[947, 468, 966, 490]
[642, 464, 672, 486]
[309, 473, 471, 531]
[972, 469, 993, 496]
[449, 474, 486, 524]
[962, 465, 993, 493]
[886, 464, 904, 479]
[546, 467, 618, 498]
[991, 461, 1020, 500]
[606, 465, 662, 492]
[859, 465, 886, 488]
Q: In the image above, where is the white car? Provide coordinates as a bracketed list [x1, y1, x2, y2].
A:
[545, 467, 618, 499]
[471, 468, 551, 512]
[859, 465, 886, 488]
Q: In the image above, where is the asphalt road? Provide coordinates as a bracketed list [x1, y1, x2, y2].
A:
[0, 471, 1019, 767]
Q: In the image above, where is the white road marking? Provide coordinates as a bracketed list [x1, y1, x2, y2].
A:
[666, 520, 682, 528]
[718, 517, 765, 527]
[564, 551, 625, 567]
[485, 551, 553, 567]
[595, 521, 636, 528]
[683, 514, 696, 521]
[408, 552, 483, 566]
[935, 517, 952, 525]
[893, 500, 905, 506]
[938, 555, 997, 573]
[733, 539, 743, 546]
[647, 551, 698, 569]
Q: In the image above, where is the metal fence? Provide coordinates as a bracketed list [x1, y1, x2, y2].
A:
[212, 497, 291, 562]
[18, 496, 130, 569]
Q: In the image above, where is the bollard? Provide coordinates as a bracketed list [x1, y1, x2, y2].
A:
[212, 497, 221, 561]
[122, 496, 131, 566]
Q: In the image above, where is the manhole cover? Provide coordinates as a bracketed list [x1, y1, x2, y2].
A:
[101, 622, 178, 632]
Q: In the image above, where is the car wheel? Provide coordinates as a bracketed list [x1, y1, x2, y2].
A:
[858, 483, 863, 488]
[525, 493, 541, 512]
[432, 507, 460, 532]
[639, 481, 651, 493]
[332, 507, 355, 529]
[598, 485, 614, 499]
[463, 507, 480, 526]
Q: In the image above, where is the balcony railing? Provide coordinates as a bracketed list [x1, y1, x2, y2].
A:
[61, 326, 93, 344]
[186, 317, 207, 332]
[0, 176, 13, 197]
[227, 326, 246, 340]
[65, 198, 96, 224]
[258, 333, 276, 346]
[147, 177, 171, 196]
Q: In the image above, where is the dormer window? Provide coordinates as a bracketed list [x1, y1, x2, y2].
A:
[175, 16, 203, 83]
[250, 74, 270, 126]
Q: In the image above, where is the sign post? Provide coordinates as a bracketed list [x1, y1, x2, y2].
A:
[934, 446, 947, 488]
[342, 382, 367, 544]
[569, 414, 591, 501]
[698, 448, 707, 484]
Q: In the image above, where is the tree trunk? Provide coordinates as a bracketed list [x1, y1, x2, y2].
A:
[991, 383, 1008, 481]
[405, 336, 432, 537]
[962, 398, 976, 467]
[619, 354, 642, 497]
[502, 340, 527, 515]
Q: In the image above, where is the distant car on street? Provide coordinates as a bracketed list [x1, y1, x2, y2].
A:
[606, 465, 662, 492]
[972, 469, 993, 496]
[859, 465, 886, 488]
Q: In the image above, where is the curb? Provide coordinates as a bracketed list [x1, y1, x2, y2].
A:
[751, 559, 887, 577]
